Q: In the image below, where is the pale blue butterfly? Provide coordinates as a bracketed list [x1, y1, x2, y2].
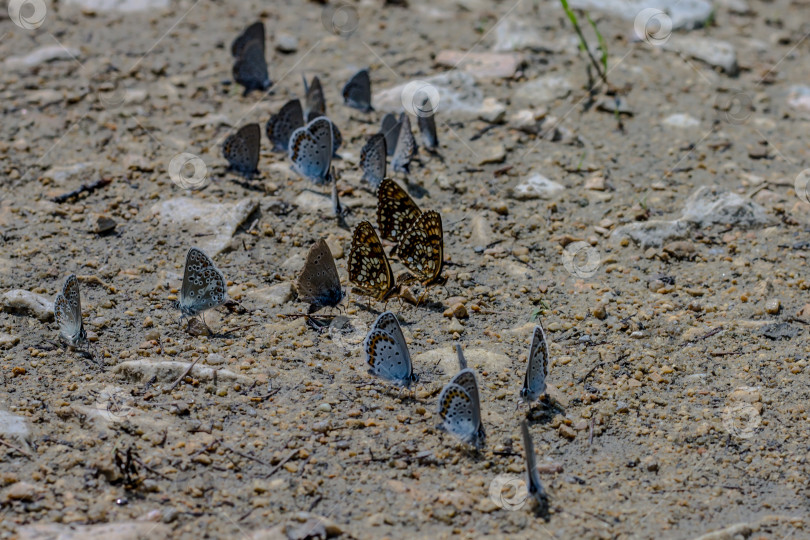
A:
[266, 99, 304, 152]
[437, 345, 485, 449]
[521, 420, 549, 510]
[363, 311, 418, 388]
[177, 248, 228, 320]
[360, 133, 386, 190]
[54, 274, 87, 347]
[288, 117, 334, 185]
[519, 324, 549, 408]
[380, 113, 400, 157]
[391, 113, 416, 174]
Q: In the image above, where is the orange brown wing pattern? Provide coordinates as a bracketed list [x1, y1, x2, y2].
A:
[348, 221, 399, 301]
[396, 210, 446, 287]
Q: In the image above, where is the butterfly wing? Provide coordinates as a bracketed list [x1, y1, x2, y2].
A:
[363, 317, 415, 387]
[296, 238, 343, 312]
[450, 368, 484, 446]
[391, 113, 416, 173]
[380, 113, 400, 157]
[304, 75, 326, 122]
[417, 104, 438, 151]
[55, 274, 84, 345]
[395, 210, 444, 285]
[456, 344, 467, 371]
[376, 178, 421, 244]
[522, 324, 549, 402]
[232, 38, 271, 94]
[521, 421, 548, 504]
[179, 248, 228, 317]
[288, 117, 333, 185]
[348, 221, 396, 301]
[342, 69, 372, 112]
[231, 21, 265, 57]
[438, 383, 478, 444]
[360, 133, 387, 190]
[266, 99, 304, 152]
[223, 123, 260, 175]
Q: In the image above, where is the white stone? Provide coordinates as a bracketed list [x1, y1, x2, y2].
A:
[513, 76, 572, 106]
[663, 113, 700, 128]
[1, 290, 54, 322]
[662, 36, 738, 75]
[373, 71, 497, 118]
[570, 0, 712, 30]
[63, 0, 169, 12]
[4, 45, 81, 70]
[681, 186, 772, 227]
[0, 410, 31, 451]
[510, 174, 565, 200]
[149, 197, 257, 257]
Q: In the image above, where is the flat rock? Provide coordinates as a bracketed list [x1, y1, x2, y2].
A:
[150, 197, 257, 257]
[0, 333, 21, 348]
[1, 290, 54, 322]
[509, 173, 565, 200]
[0, 410, 32, 451]
[611, 220, 692, 248]
[662, 36, 738, 75]
[114, 360, 251, 385]
[434, 50, 523, 79]
[18, 522, 171, 540]
[63, 0, 169, 12]
[681, 186, 772, 227]
[4, 45, 81, 70]
[493, 17, 565, 52]
[787, 85, 810, 113]
[244, 283, 295, 308]
[294, 191, 332, 213]
[663, 113, 700, 128]
[570, 0, 712, 30]
[512, 76, 572, 106]
[373, 71, 498, 118]
[413, 347, 509, 375]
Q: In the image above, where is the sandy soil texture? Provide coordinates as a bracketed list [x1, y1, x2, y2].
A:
[1, 0, 809, 538]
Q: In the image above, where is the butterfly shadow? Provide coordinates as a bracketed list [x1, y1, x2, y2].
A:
[403, 178, 430, 200]
[229, 176, 267, 193]
[523, 397, 566, 426]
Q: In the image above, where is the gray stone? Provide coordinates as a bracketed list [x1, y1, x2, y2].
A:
[245, 283, 295, 308]
[1, 290, 54, 322]
[493, 17, 565, 53]
[114, 360, 251, 385]
[610, 220, 692, 248]
[150, 197, 257, 257]
[0, 410, 32, 451]
[510, 173, 565, 200]
[570, 0, 712, 30]
[373, 71, 499, 118]
[275, 34, 299, 53]
[663, 113, 700, 128]
[513, 76, 572, 107]
[63, 0, 169, 12]
[787, 85, 810, 113]
[681, 186, 772, 227]
[662, 36, 738, 75]
[18, 522, 172, 540]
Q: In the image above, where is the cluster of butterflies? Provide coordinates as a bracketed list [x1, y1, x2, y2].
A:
[222, 20, 438, 197]
[362, 310, 551, 510]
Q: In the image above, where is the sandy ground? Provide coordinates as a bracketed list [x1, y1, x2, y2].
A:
[1, 0, 809, 538]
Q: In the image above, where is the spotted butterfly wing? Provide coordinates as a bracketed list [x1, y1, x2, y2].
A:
[232, 37, 271, 96]
[266, 99, 304, 152]
[395, 210, 446, 287]
[296, 239, 344, 314]
[348, 221, 398, 302]
[520, 324, 549, 404]
[521, 421, 549, 507]
[437, 382, 483, 449]
[54, 274, 86, 346]
[376, 178, 421, 245]
[380, 113, 400, 157]
[178, 247, 228, 318]
[288, 117, 333, 185]
[360, 133, 387, 190]
[417, 96, 439, 152]
[223, 123, 260, 175]
[391, 113, 416, 174]
[363, 311, 418, 387]
[342, 68, 373, 112]
[303, 75, 326, 122]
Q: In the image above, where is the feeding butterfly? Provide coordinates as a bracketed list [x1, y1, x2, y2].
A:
[348, 221, 399, 302]
[177, 248, 228, 319]
[363, 311, 419, 387]
[303, 75, 326, 122]
[396, 210, 447, 288]
[296, 238, 344, 314]
[391, 113, 416, 174]
[521, 420, 549, 509]
[519, 324, 549, 407]
[54, 274, 87, 347]
[342, 68, 373, 112]
[288, 117, 334, 185]
[417, 95, 439, 152]
[360, 133, 387, 191]
[266, 99, 304, 152]
[223, 123, 261, 176]
[380, 113, 400, 157]
[231, 21, 271, 96]
[437, 345, 485, 449]
[376, 178, 421, 246]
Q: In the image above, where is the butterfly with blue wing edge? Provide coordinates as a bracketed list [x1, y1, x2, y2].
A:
[363, 311, 419, 388]
[437, 344, 486, 449]
[266, 99, 304, 152]
[360, 133, 387, 191]
[288, 117, 334, 185]
[176, 248, 229, 329]
[303, 74, 326, 122]
[342, 68, 373, 112]
[54, 274, 88, 349]
[391, 113, 416, 174]
[231, 21, 272, 96]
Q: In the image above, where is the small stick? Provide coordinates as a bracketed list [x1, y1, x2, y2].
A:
[132, 456, 172, 480]
[167, 358, 201, 391]
[0, 437, 34, 459]
[588, 417, 594, 447]
[264, 448, 300, 479]
[51, 178, 112, 203]
[687, 326, 724, 344]
[223, 445, 274, 468]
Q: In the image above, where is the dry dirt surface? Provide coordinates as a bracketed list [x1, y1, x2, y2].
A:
[1, 0, 809, 538]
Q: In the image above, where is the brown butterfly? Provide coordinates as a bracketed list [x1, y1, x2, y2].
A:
[348, 221, 400, 302]
[376, 178, 421, 251]
[396, 210, 447, 288]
